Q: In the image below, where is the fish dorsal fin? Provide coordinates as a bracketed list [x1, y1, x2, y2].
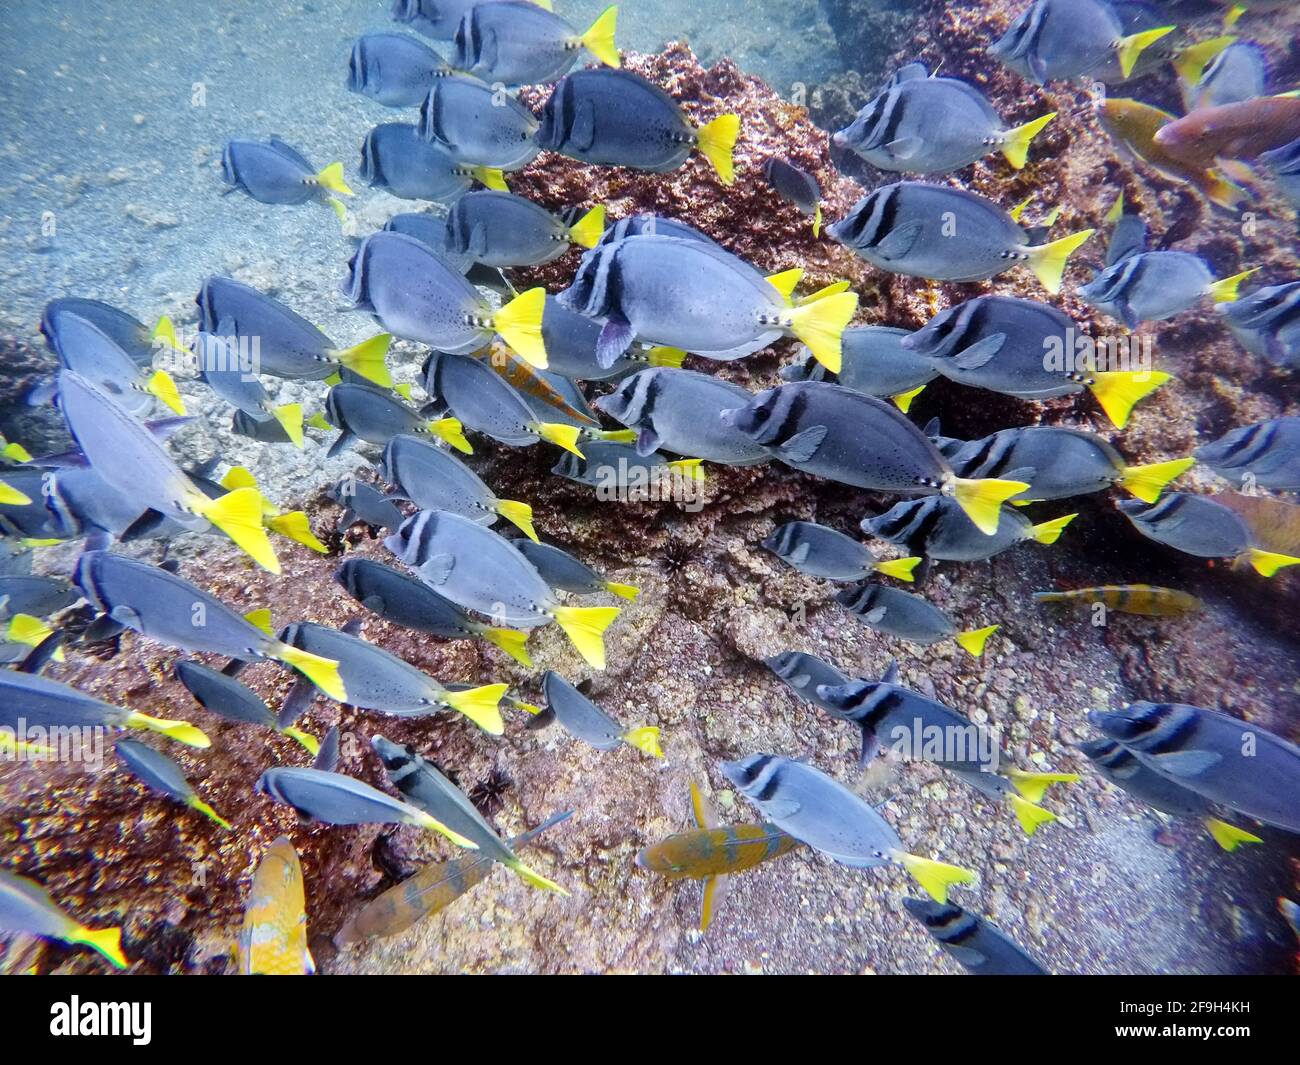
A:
[690, 781, 722, 830]
[313, 726, 340, 772]
[882, 660, 900, 685]
[341, 616, 364, 637]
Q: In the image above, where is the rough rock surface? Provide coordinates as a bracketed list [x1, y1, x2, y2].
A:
[3, 3, 1300, 975]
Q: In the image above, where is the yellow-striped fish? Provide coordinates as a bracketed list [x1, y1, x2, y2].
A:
[1033, 585, 1203, 617]
[237, 837, 314, 975]
[635, 783, 801, 931]
[332, 811, 572, 947]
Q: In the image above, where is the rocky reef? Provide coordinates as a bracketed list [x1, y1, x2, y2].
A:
[2, 1, 1299, 976]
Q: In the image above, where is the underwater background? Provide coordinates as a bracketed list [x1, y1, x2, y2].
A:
[1, 0, 1298, 974]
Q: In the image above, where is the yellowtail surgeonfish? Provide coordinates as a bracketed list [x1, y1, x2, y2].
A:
[0, 869, 128, 970]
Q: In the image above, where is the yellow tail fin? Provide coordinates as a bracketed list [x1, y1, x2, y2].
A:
[1025, 229, 1094, 294]
[1207, 268, 1258, 303]
[798, 280, 852, 305]
[876, 556, 921, 582]
[767, 267, 805, 302]
[1087, 370, 1172, 429]
[667, 458, 706, 482]
[1116, 26, 1175, 79]
[244, 608, 274, 637]
[333, 333, 393, 389]
[75, 926, 128, 969]
[553, 605, 620, 669]
[646, 346, 686, 368]
[1009, 195, 1033, 223]
[1004, 769, 1079, 803]
[0, 478, 32, 506]
[1224, 4, 1245, 27]
[1203, 168, 1249, 210]
[812, 203, 823, 239]
[1030, 513, 1076, 545]
[151, 314, 181, 352]
[275, 644, 347, 702]
[482, 627, 534, 667]
[314, 161, 353, 196]
[326, 196, 347, 224]
[306, 412, 332, 431]
[195, 487, 281, 574]
[188, 796, 233, 831]
[442, 683, 508, 735]
[471, 166, 508, 191]
[696, 113, 741, 185]
[950, 477, 1030, 535]
[580, 4, 620, 67]
[537, 422, 584, 458]
[429, 417, 473, 455]
[1001, 111, 1055, 169]
[568, 204, 607, 249]
[1008, 793, 1058, 837]
[267, 511, 329, 554]
[787, 290, 858, 373]
[506, 858, 569, 894]
[1172, 34, 1236, 90]
[1203, 816, 1263, 852]
[270, 402, 304, 448]
[145, 369, 186, 415]
[1, 439, 32, 462]
[531, 0, 553, 9]
[125, 712, 211, 749]
[955, 624, 999, 657]
[896, 852, 976, 904]
[891, 384, 926, 413]
[1105, 191, 1125, 224]
[1246, 549, 1300, 577]
[281, 726, 320, 756]
[6, 614, 65, 661]
[1119, 457, 1194, 503]
[495, 288, 548, 369]
[409, 810, 477, 849]
[604, 580, 639, 600]
[496, 499, 538, 542]
[508, 696, 542, 716]
[395, 383, 414, 402]
[623, 725, 664, 759]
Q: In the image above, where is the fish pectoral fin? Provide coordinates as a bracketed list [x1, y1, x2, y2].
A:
[873, 220, 924, 261]
[944, 942, 989, 967]
[700, 873, 731, 932]
[777, 425, 828, 464]
[1153, 750, 1221, 777]
[467, 222, 489, 260]
[690, 780, 722, 830]
[863, 605, 888, 625]
[596, 315, 636, 369]
[635, 424, 661, 457]
[761, 796, 802, 821]
[1007, 793, 1057, 836]
[570, 98, 598, 152]
[108, 604, 144, 630]
[884, 136, 924, 161]
[951, 332, 1007, 371]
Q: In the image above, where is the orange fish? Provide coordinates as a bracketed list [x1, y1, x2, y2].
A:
[1154, 96, 1300, 169]
[237, 837, 314, 975]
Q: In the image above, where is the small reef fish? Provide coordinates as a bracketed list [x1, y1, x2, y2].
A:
[903, 898, 1048, 975]
[1219, 280, 1300, 369]
[418, 74, 541, 171]
[1154, 95, 1300, 168]
[360, 122, 506, 202]
[347, 31, 447, 108]
[1118, 493, 1300, 575]
[837, 584, 1000, 658]
[334, 558, 533, 667]
[442, 191, 606, 267]
[1079, 737, 1262, 851]
[278, 620, 507, 733]
[828, 181, 1093, 295]
[779, 326, 937, 412]
[817, 662, 1077, 834]
[1095, 99, 1247, 209]
[832, 62, 1055, 173]
[761, 157, 823, 234]
[636, 782, 801, 931]
[114, 739, 231, 830]
[989, 0, 1173, 83]
[174, 660, 318, 754]
[333, 810, 573, 946]
[341, 231, 547, 367]
[551, 440, 704, 489]
[0, 669, 209, 749]
[1195, 416, 1300, 492]
[323, 382, 470, 458]
[195, 332, 302, 447]
[1089, 701, 1300, 833]
[902, 295, 1170, 428]
[530, 671, 662, 757]
[0, 575, 78, 620]
[327, 477, 404, 532]
[1185, 41, 1268, 110]
[378, 434, 537, 539]
[41, 310, 184, 417]
[386, 510, 620, 668]
[762, 521, 921, 582]
[73, 550, 344, 700]
[560, 235, 857, 370]
[237, 837, 313, 975]
[864, 496, 1076, 562]
[595, 368, 771, 466]
[372, 736, 565, 892]
[1078, 251, 1254, 328]
[451, 1, 620, 85]
[721, 754, 976, 901]
[764, 650, 855, 719]
[197, 276, 392, 387]
[0, 869, 127, 969]
[256, 766, 476, 846]
[514, 540, 639, 599]
[534, 295, 685, 382]
[1104, 197, 1148, 268]
[391, 0, 486, 40]
[221, 137, 352, 222]
[41, 297, 177, 372]
[721, 381, 1028, 535]
[1035, 585, 1203, 617]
